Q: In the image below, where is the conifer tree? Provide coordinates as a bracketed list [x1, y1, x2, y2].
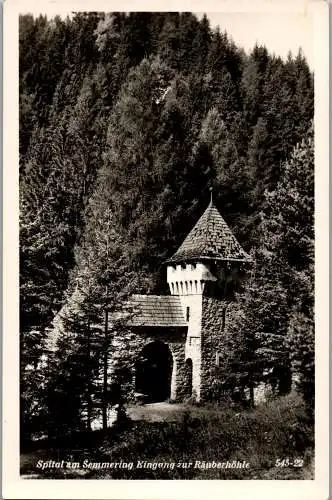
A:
[239, 124, 314, 403]
[262, 124, 314, 414]
[19, 13, 315, 432]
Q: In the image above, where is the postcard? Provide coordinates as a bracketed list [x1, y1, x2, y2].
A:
[2, 0, 329, 498]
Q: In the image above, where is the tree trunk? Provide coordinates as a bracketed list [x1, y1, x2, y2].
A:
[102, 308, 108, 431]
[87, 316, 92, 432]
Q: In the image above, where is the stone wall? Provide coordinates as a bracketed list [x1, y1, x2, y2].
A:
[200, 295, 228, 401]
[169, 342, 188, 401]
[200, 298, 284, 405]
[109, 327, 187, 402]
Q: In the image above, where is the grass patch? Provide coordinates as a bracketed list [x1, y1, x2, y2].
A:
[21, 393, 314, 479]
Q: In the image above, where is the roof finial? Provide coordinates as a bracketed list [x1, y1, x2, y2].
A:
[209, 186, 213, 205]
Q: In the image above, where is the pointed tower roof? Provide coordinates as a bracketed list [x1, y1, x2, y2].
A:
[167, 199, 251, 264]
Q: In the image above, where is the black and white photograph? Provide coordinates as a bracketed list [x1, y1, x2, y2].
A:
[2, 0, 329, 498]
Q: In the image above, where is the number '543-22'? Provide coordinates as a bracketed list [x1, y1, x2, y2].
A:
[275, 458, 304, 467]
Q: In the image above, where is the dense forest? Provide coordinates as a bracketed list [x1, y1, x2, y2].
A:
[19, 12, 314, 438]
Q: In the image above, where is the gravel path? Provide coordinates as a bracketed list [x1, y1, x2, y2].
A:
[127, 402, 190, 422]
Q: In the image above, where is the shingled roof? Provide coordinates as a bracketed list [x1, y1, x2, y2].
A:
[130, 295, 187, 327]
[167, 200, 251, 264]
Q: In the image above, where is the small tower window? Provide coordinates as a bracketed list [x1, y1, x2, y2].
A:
[186, 306, 190, 322]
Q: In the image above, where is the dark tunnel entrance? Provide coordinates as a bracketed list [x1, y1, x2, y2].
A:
[135, 341, 173, 403]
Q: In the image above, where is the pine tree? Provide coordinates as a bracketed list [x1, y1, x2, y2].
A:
[191, 14, 211, 72]
[19, 13, 315, 433]
[263, 124, 314, 414]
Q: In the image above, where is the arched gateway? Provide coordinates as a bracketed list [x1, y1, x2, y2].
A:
[129, 295, 188, 402]
[135, 341, 173, 402]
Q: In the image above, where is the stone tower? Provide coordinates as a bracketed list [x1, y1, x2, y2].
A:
[166, 196, 251, 401]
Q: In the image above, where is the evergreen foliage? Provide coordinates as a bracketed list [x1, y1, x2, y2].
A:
[19, 12, 314, 436]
